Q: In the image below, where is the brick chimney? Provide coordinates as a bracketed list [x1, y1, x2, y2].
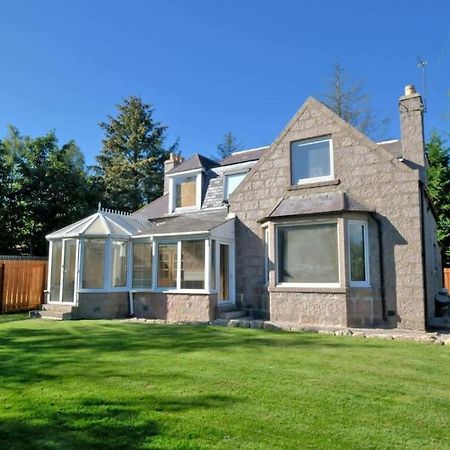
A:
[399, 84, 426, 183]
[163, 153, 183, 194]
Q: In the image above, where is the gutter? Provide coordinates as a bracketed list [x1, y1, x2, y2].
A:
[371, 212, 387, 322]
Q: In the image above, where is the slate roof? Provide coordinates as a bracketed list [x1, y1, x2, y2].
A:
[133, 208, 232, 236]
[220, 147, 269, 166]
[378, 140, 402, 158]
[166, 153, 218, 175]
[259, 192, 371, 222]
[132, 194, 169, 220]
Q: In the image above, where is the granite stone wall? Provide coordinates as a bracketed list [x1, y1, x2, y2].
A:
[229, 93, 438, 330]
[133, 292, 216, 322]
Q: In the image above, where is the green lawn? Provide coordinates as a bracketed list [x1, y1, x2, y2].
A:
[1, 320, 450, 449]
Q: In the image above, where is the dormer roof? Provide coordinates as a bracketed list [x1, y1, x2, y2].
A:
[166, 153, 218, 175]
[219, 146, 269, 166]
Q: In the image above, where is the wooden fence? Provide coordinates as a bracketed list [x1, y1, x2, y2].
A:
[444, 268, 450, 292]
[0, 259, 47, 313]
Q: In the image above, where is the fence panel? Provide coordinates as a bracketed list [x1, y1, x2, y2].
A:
[0, 260, 47, 313]
[444, 268, 450, 292]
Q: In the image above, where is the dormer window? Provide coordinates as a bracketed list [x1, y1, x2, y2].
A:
[224, 171, 247, 199]
[176, 176, 196, 208]
[169, 171, 202, 212]
[291, 136, 333, 184]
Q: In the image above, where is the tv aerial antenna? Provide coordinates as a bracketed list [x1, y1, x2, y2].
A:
[417, 57, 428, 112]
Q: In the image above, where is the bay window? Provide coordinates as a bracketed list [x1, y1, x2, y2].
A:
[348, 221, 369, 286]
[277, 223, 339, 285]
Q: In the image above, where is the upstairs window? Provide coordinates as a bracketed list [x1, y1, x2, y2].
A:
[175, 176, 197, 208]
[224, 172, 247, 199]
[291, 137, 333, 184]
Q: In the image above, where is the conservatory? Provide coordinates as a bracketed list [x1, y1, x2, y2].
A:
[45, 208, 235, 320]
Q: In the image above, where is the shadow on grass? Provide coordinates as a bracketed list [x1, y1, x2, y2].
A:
[0, 393, 234, 449]
[0, 322, 380, 386]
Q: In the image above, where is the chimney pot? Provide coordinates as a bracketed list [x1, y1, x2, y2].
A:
[404, 84, 416, 96]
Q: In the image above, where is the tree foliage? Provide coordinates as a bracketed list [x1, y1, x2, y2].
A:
[96, 96, 176, 212]
[321, 63, 388, 139]
[0, 126, 98, 256]
[426, 131, 450, 265]
[217, 132, 242, 159]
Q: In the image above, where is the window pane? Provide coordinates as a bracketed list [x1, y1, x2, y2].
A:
[157, 243, 177, 288]
[210, 239, 216, 290]
[219, 244, 229, 301]
[132, 241, 152, 288]
[291, 139, 331, 183]
[225, 172, 246, 198]
[181, 240, 205, 289]
[278, 224, 338, 283]
[264, 228, 269, 285]
[50, 241, 62, 302]
[176, 176, 196, 208]
[112, 241, 128, 287]
[83, 239, 105, 289]
[349, 223, 366, 282]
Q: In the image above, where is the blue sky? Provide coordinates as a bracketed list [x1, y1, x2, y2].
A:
[0, 0, 449, 165]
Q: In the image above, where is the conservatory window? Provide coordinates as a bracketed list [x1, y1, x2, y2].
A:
[132, 241, 152, 288]
[82, 239, 105, 289]
[50, 241, 62, 301]
[181, 240, 205, 289]
[157, 243, 178, 288]
[277, 223, 339, 285]
[210, 239, 216, 290]
[112, 241, 128, 288]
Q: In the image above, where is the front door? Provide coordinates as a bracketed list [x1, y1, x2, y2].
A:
[218, 243, 230, 302]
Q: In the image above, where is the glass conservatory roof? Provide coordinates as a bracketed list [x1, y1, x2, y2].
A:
[46, 210, 154, 239]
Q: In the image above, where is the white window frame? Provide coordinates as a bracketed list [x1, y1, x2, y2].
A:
[131, 238, 153, 289]
[223, 170, 248, 200]
[348, 220, 370, 288]
[110, 239, 129, 289]
[263, 226, 269, 286]
[168, 169, 202, 213]
[290, 136, 334, 185]
[153, 236, 210, 294]
[275, 220, 341, 288]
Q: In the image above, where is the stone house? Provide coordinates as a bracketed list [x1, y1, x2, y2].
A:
[44, 85, 442, 330]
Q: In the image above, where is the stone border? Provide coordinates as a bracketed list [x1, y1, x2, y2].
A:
[123, 317, 450, 345]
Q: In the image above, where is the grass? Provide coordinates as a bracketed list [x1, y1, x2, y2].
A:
[1, 321, 450, 449]
[0, 312, 29, 324]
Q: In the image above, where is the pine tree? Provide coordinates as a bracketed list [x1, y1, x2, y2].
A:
[217, 132, 242, 159]
[321, 63, 388, 139]
[426, 131, 450, 265]
[97, 96, 176, 211]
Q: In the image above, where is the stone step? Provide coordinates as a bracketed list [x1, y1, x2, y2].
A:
[30, 310, 72, 320]
[41, 303, 76, 314]
[217, 310, 246, 320]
